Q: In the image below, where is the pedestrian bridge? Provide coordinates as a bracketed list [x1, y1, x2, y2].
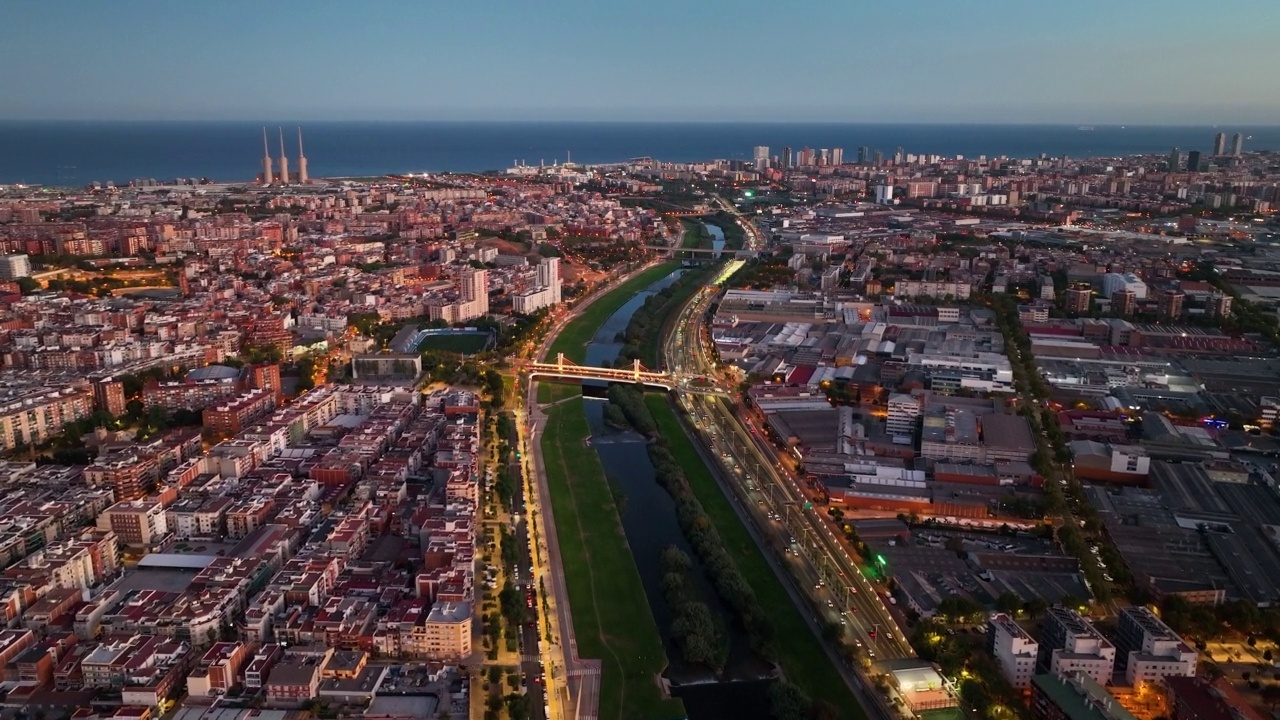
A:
[526, 354, 676, 390]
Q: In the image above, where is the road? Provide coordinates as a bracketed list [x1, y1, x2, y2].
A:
[662, 283, 907, 720]
[666, 286, 913, 661]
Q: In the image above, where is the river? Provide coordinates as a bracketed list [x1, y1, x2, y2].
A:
[704, 223, 726, 259]
[576, 268, 776, 720]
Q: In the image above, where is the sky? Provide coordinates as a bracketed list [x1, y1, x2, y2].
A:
[3, 0, 1280, 124]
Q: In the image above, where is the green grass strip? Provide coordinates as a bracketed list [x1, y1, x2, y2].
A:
[543, 263, 678, 364]
[541, 399, 684, 720]
[647, 394, 867, 720]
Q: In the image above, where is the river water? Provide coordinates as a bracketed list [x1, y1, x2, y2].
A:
[577, 268, 777, 720]
[704, 223, 726, 259]
[583, 269, 684, 367]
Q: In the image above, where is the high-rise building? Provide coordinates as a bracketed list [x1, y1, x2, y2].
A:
[0, 253, 31, 280]
[1113, 606, 1197, 686]
[872, 150, 883, 165]
[1206, 292, 1233, 319]
[1213, 132, 1227, 156]
[830, 147, 843, 165]
[781, 146, 792, 168]
[987, 613, 1038, 689]
[894, 146, 905, 164]
[296, 127, 309, 184]
[1038, 607, 1116, 684]
[1168, 147, 1182, 170]
[1065, 283, 1092, 314]
[536, 257, 561, 305]
[857, 146, 869, 164]
[276, 127, 290, 185]
[1111, 289, 1137, 316]
[753, 146, 769, 168]
[1157, 289, 1184, 319]
[817, 149, 830, 166]
[798, 147, 814, 166]
[1186, 150, 1201, 172]
[1231, 132, 1244, 156]
[261, 128, 274, 185]
[458, 268, 489, 321]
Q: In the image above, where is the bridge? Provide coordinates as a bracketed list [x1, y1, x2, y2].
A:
[642, 245, 758, 258]
[526, 354, 677, 390]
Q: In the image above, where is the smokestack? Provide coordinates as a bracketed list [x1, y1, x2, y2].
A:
[277, 127, 290, 184]
[296, 127, 309, 184]
[261, 127, 274, 185]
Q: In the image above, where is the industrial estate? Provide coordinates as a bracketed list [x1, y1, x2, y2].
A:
[0, 130, 1279, 720]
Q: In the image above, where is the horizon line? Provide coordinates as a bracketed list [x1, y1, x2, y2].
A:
[2, 118, 1279, 128]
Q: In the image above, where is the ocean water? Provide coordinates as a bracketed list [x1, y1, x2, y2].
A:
[1, 121, 1278, 187]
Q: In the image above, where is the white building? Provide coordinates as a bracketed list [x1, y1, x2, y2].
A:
[886, 393, 921, 439]
[0, 254, 31, 280]
[1116, 606, 1197, 686]
[874, 184, 895, 205]
[1041, 607, 1116, 686]
[1101, 273, 1148, 299]
[988, 613, 1039, 689]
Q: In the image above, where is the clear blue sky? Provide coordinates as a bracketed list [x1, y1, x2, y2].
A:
[3, 0, 1279, 123]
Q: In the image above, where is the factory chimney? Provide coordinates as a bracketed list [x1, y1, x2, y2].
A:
[296, 127, 309, 184]
[277, 127, 290, 184]
[261, 127, 274, 185]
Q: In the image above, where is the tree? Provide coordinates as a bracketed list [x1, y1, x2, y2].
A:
[996, 592, 1022, 616]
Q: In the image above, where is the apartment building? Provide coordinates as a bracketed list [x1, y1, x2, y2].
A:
[987, 612, 1039, 689]
[1038, 607, 1116, 685]
[1113, 606, 1196, 685]
[97, 500, 169, 547]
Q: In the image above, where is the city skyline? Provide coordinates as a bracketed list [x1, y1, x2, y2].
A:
[3, 0, 1280, 124]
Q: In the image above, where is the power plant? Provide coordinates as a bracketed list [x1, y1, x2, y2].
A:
[260, 128, 274, 186]
[276, 127, 290, 185]
[259, 127, 311, 185]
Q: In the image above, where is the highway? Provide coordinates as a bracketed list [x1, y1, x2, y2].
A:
[664, 283, 915, 664]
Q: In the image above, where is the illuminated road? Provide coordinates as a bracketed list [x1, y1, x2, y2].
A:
[665, 286, 915, 663]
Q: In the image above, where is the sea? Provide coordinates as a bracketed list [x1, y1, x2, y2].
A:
[2, 121, 1279, 188]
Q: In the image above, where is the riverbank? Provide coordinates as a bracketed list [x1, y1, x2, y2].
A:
[646, 394, 867, 720]
[540, 396, 685, 720]
[543, 262, 679, 364]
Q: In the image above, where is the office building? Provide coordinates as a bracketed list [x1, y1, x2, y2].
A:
[1168, 148, 1182, 170]
[1110, 289, 1137, 316]
[857, 146, 869, 164]
[781, 146, 792, 168]
[1156, 289, 1184, 319]
[873, 150, 884, 165]
[1213, 132, 1227, 156]
[1186, 151, 1201, 172]
[0, 254, 30, 280]
[1113, 606, 1196, 685]
[1031, 672, 1134, 720]
[1065, 283, 1092, 314]
[886, 393, 921, 440]
[987, 613, 1039, 689]
[753, 145, 769, 169]
[1231, 132, 1243, 156]
[1101, 273, 1147, 300]
[831, 147, 844, 165]
[1038, 607, 1116, 685]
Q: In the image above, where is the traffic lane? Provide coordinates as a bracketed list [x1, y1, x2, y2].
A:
[704, 397, 912, 658]
[510, 460, 547, 720]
